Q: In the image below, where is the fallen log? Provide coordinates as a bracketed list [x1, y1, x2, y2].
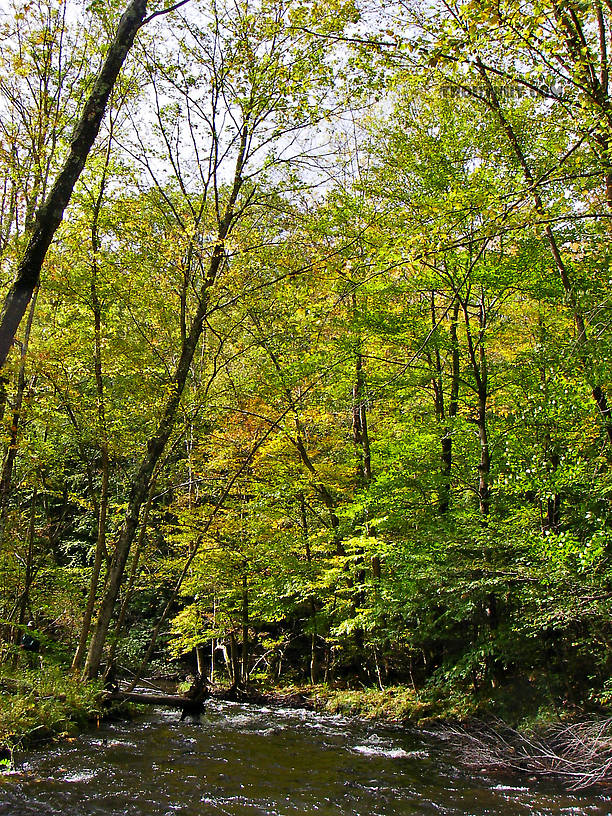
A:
[106, 690, 194, 708]
[106, 676, 209, 722]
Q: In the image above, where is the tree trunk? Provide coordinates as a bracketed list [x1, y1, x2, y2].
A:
[351, 293, 371, 485]
[439, 299, 460, 513]
[241, 572, 249, 685]
[299, 491, 320, 684]
[294, 435, 345, 554]
[352, 351, 371, 484]
[462, 291, 490, 516]
[432, 294, 460, 514]
[0, 288, 38, 532]
[72, 164, 111, 672]
[105, 477, 155, 669]
[477, 390, 490, 517]
[196, 645, 206, 676]
[0, 0, 147, 369]
[17, 486, 37, 628]
[229, 632, 240, 686]
[248, 315, 346, 554]
[83, 127, 248, 680]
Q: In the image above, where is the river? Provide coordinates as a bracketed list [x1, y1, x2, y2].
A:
[0, 699, 610, 815]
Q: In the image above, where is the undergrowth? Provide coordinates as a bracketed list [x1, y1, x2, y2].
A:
[0, 663, 104, 754]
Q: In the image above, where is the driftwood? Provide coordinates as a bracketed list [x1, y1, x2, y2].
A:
[442, 717, 612, 790]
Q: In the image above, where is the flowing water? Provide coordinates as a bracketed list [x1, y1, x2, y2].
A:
[0, 699, 610, 815]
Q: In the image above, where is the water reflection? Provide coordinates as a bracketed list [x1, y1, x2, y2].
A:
[1, 700, 610, 815]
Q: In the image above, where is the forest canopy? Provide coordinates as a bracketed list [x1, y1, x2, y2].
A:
[0, 0, 611, 717]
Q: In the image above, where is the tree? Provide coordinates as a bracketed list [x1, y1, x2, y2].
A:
[82, 0, 351, 678]
[405, 0, 612, 447]
[0, 0, 148, 368]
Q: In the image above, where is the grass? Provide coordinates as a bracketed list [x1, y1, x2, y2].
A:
[0, 662, 105, 756]
[249, 680, 474, 723]
[313, 685, 434, 721]
[252, 674, 589, 727]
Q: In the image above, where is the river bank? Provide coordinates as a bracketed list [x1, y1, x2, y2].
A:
[222, 680, 565, 727]
[2, 672, 612, 791]
[0, 674, 430, 759]
[7, 698, 607, 816]
[0, 667, 121, 762]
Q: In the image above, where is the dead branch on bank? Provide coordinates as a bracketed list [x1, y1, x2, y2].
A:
[442, 718, 612, 790]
